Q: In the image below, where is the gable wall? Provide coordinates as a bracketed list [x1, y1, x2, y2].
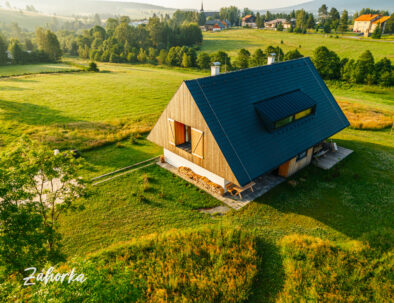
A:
[147, 82, 240, 185]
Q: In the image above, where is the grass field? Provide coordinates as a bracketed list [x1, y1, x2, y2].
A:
[202, 29, 394, 60]
[0, 61, 393, 301]
[0, 63, 79, 77]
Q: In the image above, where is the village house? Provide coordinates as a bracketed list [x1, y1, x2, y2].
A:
[202, 19, 230, 32]
[264, 18, 295, 29]
[148, 56, 350, 197]
[242, 15, 257, 28]
[353, 14, 391, 34]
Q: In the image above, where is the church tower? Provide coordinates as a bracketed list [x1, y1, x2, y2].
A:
[200, 1, 204, 12]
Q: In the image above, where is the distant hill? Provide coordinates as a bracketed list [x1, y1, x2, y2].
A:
[0, 8, 74, 31]
[271, 0, 394, 13]
[3, 0, 175, 18]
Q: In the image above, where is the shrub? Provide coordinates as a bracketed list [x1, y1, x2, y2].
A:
[9, 227, 258, 303]
[87, 62, 99, 72]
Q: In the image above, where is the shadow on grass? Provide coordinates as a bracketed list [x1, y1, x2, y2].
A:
[0, 86, 32, 91]
[254, 138, 393, 250]
[0, 99, 78, 125]
[248, 238, 285, 303]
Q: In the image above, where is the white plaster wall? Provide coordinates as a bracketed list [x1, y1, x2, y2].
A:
[164, 149, 228, 188]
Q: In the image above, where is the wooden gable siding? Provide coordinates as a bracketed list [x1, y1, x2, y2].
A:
[147, 82, 240, 185]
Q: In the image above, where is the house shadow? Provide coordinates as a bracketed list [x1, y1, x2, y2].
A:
[253, 138, 394, 251]
[248, 238, 285, 303]
[0, 99, 77, 126]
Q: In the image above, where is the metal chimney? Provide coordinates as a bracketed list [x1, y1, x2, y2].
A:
[211, 62, 221, 76]
[267, 53, 276, 65]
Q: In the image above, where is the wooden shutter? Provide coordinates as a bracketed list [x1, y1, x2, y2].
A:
[168, 119, 175, 145]
[174, 121, 185, 145]
[191, 128, 204, 158]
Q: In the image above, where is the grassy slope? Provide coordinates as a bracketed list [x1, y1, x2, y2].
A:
[202, 29, 394, 60]
[0, 8, 72, 30]
[0, 62, 393, 301]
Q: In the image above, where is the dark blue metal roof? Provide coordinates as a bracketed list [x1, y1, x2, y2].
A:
[185, 57, 349, 186]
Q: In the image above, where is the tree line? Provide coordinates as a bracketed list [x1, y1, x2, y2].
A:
[0, 28, 62, 65]
[64, 15, 202, 64]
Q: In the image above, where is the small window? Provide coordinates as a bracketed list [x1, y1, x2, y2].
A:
[295, 108, 313, 120]
[275, 116, 294, 129]
[296, 151, 307, 161]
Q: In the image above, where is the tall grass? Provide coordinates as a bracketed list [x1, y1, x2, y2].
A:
[2, 227, 259, 303]
[277, 234, 393, 302]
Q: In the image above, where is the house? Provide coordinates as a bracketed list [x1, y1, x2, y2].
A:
[148, 57, 349, 191]
[264, 18, 294, 29]
[242, 15, 257, 28]
[203, 19, 230, 32]
[353, 14, 391, 34]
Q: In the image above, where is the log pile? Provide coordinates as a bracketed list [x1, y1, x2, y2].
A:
[178, 166, 224, 196]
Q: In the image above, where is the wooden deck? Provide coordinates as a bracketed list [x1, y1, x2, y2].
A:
[313, 146, 353, 170]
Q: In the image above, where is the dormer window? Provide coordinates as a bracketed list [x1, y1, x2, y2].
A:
[255, 90, 316, 132]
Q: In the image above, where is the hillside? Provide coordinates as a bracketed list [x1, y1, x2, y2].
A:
[4, 0, 175, 18]
[272, 0, 394, 13]
[0, 7, 74, 31]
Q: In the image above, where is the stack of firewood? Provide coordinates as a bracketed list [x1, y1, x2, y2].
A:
[178, 166, 224, 195]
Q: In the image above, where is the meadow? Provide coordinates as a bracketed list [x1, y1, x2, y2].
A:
[0, 60, 393, 301]
[202, 29, 394, 60]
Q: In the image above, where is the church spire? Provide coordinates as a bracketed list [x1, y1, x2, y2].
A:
[200, 1, 204, 12]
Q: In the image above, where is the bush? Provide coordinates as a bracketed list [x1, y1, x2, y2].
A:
[87, 62, 99, 72]
[8, 227, 258, 303]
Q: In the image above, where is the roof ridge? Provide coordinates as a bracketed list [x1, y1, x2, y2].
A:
[185, 57, 310, 84]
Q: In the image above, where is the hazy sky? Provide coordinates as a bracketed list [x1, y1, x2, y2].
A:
[105, 0, 308, 10]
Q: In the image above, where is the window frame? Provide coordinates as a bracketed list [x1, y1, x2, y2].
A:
[274, 106, 315, 130]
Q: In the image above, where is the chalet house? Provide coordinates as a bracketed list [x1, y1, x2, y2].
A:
[353, 14, 391, 34]
[148, 57, 349, 191]
[242, 15, 257, 28]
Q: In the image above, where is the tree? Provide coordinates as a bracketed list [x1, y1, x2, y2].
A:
[339, 10, 348, 33]
[277, 23, 284, 31]
[371, 24, 382, 39]
[36, 28, 62, 62]
[306, 13, 315, 29]
[236, 48, 250, 69]
[0, 139, 88, 274]
[197, 52, 211, 69]
[385, 13, 394, 34]
[181, 53, 192, 68]
[137, 48, 147, 63]
[87, 61, 99, 72]
[220, 6, 241, 26]
[284, 49, 304, 61]
[329, 8, 340, 32]
[295, 9, 308, 33]
[265, 45, 284, 61]
[256, 12, 264, 28]
[210, 50, 232, 70]
[0, 34, 8, 65]
[249, 48, 265, 67]
[8, 39, 25, 64]
[354, 50, 375, 84]
[312, 46, 340, 80]
[157, 49, 168, 65]
[375, 57, 392, 86]
[318, 4, 328, 20]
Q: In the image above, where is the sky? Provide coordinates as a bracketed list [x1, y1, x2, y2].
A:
[104, 0, 309, 10]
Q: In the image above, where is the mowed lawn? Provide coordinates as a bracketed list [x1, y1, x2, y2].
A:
[202, 29, 394, 60]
